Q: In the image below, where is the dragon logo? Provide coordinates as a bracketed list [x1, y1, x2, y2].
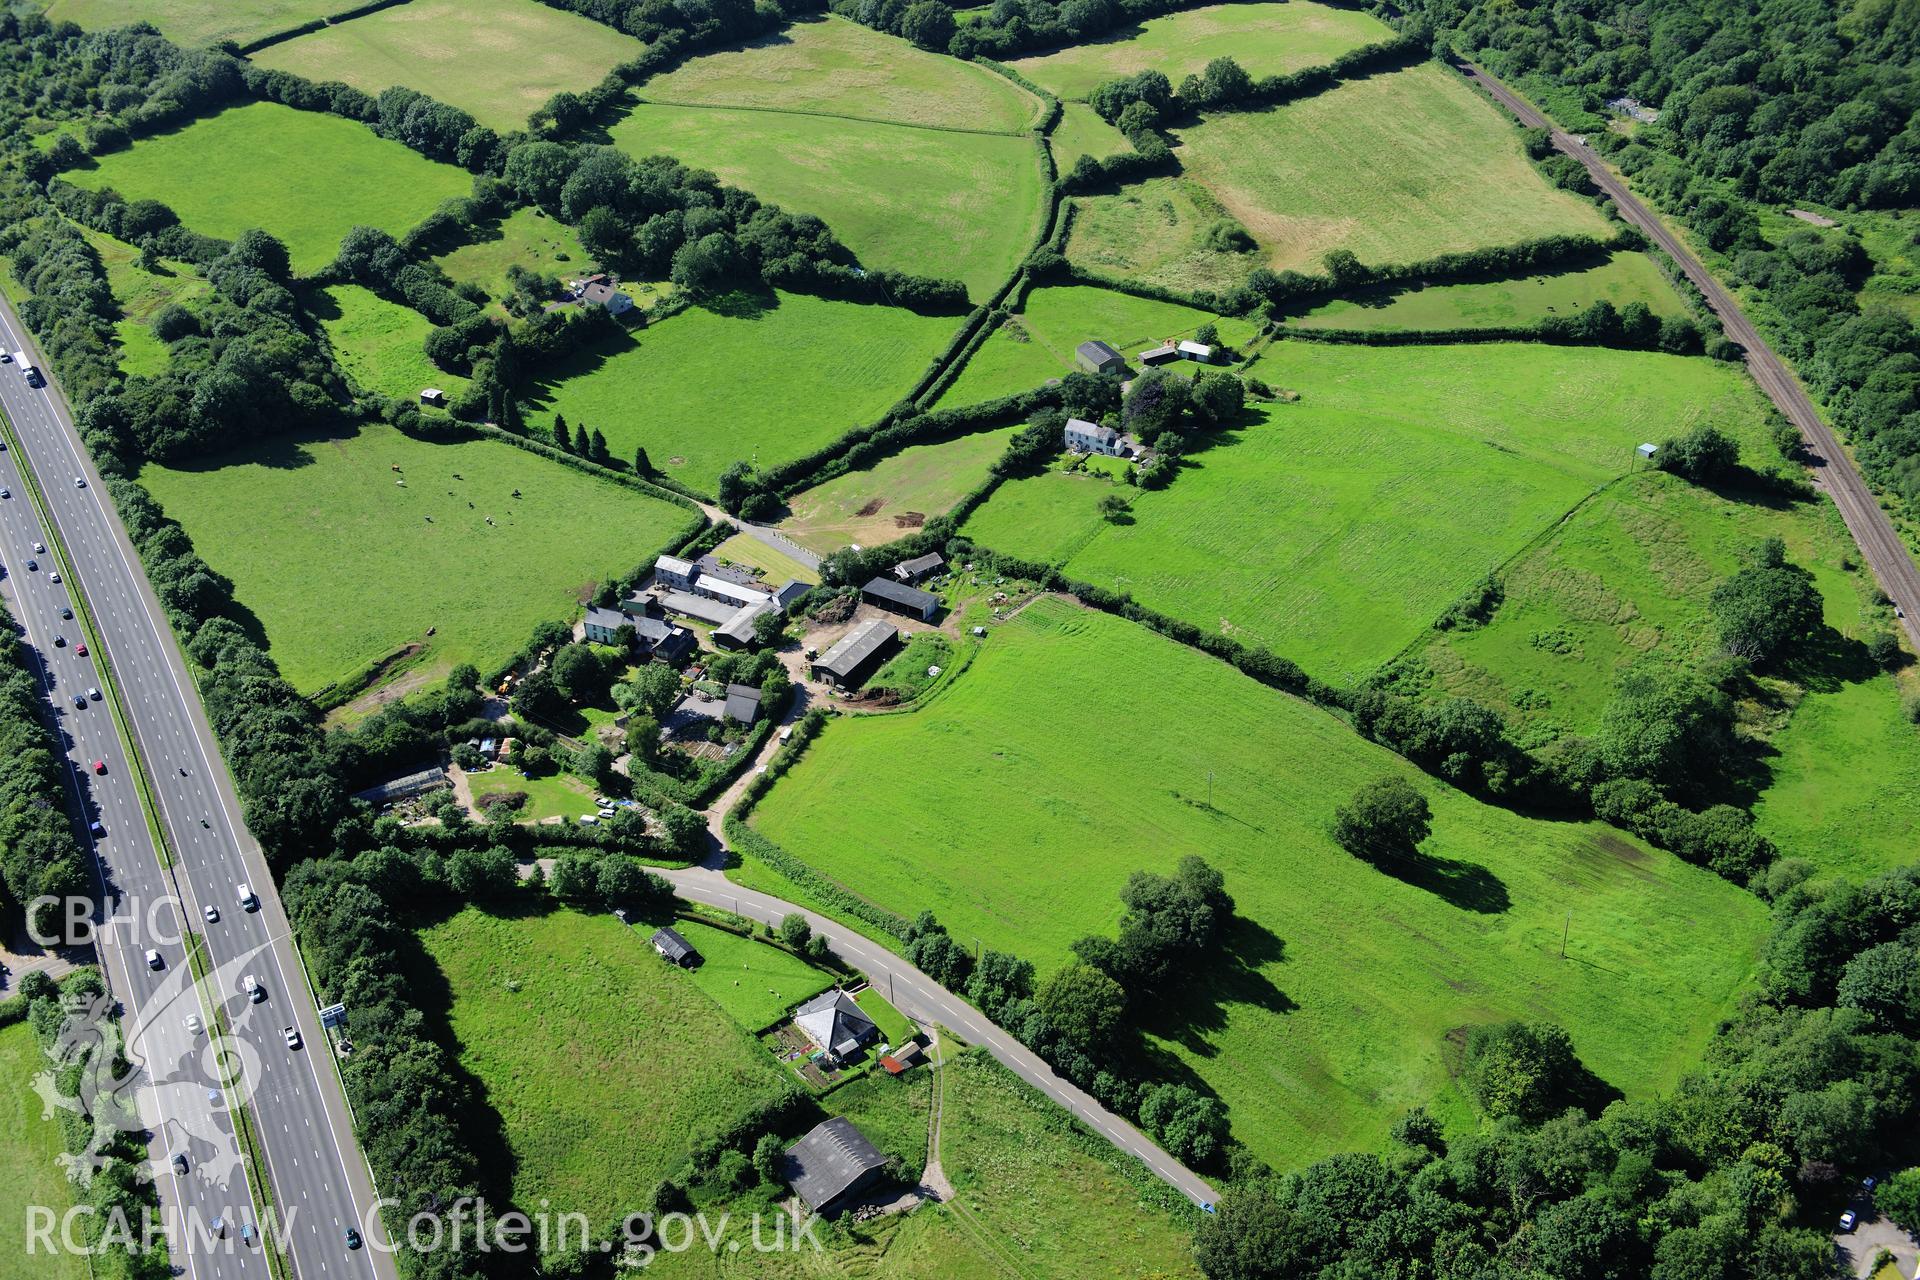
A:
[32, 913, 274, 1206]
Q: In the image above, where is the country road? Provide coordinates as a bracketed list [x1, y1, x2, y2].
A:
[1457, 60, 1920, 652]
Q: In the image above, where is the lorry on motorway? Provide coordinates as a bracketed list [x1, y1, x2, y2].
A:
[14, 352, 42, 386]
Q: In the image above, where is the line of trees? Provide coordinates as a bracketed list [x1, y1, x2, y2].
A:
[0, 600, 93, 944]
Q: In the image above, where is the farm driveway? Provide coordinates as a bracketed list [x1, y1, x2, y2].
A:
[1838, 1209, 1917, 1279]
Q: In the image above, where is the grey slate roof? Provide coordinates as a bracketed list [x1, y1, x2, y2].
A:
[583, 604, 628, 633]
[650, 926, 696, 963]
[1065, 417, 1119, 443]
[814, 618, 899, 679]
[660, 589, 742, 626]
[774, 579, 810, 609]
[724, 683, 763, 723]
[784, 1118, 890, 1213]
[713, 600, 775, 646]
[794, 989, 879, 1056]
[862, 576, 940, 615]
[894, 552, 945, 580]
[1077, 339, 1123, 364]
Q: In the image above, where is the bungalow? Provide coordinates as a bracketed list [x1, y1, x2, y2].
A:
[892, 552, 945, 585]
[1138, 342, 1180, 366]
[862, 576, 939, 623]
[784, 1118, 891, 1216]
[1075, 339, 1126, 376]
[650, 926, 699, 968]
[1179, 339, 1217, 363]
[724, 683, 764, 725]
[582, 604, 630, 646]
[812, 618, 899, 689]
[580, 281, 634, 314]
[1064, 417, 1124, 456]
[794, 989, 879, 1061]
[654, 554, 698, 592]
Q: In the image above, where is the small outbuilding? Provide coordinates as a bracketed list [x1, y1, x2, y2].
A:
[892, 552, 945, 585]
[1138, 342, 1180, 366]
[419, 387, 447, 407]
[724, 683, 764, 725]
[862, 576, 939, 623]
[1075, 339, 1126, 376]
[650, 926, 699, 968]
[784, 1118, 891, 1216]
[1179, 340, 1217, 363]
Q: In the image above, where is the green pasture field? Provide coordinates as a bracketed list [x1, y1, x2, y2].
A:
[464, 764, 597, 823]
[779, 426, 1013, 554]
[75, 224, 211, 378]
[432, 207, 592, 311]
[419, 905, 791, 1229]
[66, 103, 471, 275]
[643, 15, 1038, 132]
[1173, 63, 1612, 274]
[43, 0, 330, 47]
[528, 290, 959, 494]
[1008, 1, 1393, 101]
[746, 599, 1766, 1168]
[314, 284, 469, 402]
[1049, 101, 1132, 167]
[1402, 471, 1920, 878]
[0, 1021, 88, 1280]
[869, 631, 955, 700]
[609, 104, 1044, 299]
[251, 0, 645, 132]
[1065, 176, 1264, 299]
[139, 420, 693, 693]
[938, 1049, 1201, 1278]
[676, 920, 833, 1031]
[708, 532, 819, 586]
[939, 283, 1259, 408]
[961, 342, 1779, 682]
[1290, 251, 1688, 331]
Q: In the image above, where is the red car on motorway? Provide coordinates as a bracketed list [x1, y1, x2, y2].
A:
[93, 760, 106, 775]
[75, 642, 87, 656]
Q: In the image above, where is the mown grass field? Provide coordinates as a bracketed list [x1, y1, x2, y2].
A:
[708, 532, 819, 586]
[315, 284, 468, 402]
[75, 224, 211, 378]
[609, 104, 1044, 299]
[139, 420, 693, 693]
[939, 283, 1260, 407]
[67, 103, 471, 275]
[748, 600, 1766, 1167]
[780, 426, 1013, 554]
[1048, 101, 1131, 166]
[43, 0, 330, 47]
[961, 342, 1780, 681]
[251, 0, 646, 132]
[677, 920, 833, 1031]
[1174, 63, 1612, 273]
[432, 206, 593, 313]
[643, 15, 1038, 132]
[1404, 471, 1920, 878]
[1009, 1, 1393, 101]
[0, 1020, 88, 1280]
[1290, 251, 1688, 330]
[419, 906, 792, 1229]
[529, 290, 958, 494]
[465, 764, 597, 823]
[1065, 176, 1265, 299]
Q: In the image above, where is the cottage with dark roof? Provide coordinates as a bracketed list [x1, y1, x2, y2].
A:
[794, 989, 879, 1060]
[1075, 339, 1126, 376]
[812, 618, 899, 689]
[581, 281, 634, 314]
[650, 926, 699, 967]
[892, 553, 945, 585]
[862, 577, 939, 623]
[784, 1118, 891, 1215]
[582, 605, 631, 646]
[724, 683, 764, 725]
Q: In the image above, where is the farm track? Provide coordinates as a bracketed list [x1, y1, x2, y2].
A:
[633, 94, 1032, 138]
[1458, 60, 1920, 652]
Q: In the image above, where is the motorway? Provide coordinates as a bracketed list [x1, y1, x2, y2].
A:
[1457, 60, 1920, 652]
[0, 290, 396, 1280]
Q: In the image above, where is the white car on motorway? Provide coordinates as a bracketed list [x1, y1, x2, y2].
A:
[282, 1026, 300, 1049]
[243, 975, 264, 1002]
[183, 1014, 203, 1036]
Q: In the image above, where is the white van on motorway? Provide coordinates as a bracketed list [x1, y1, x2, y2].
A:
[237, 883, 258, 910]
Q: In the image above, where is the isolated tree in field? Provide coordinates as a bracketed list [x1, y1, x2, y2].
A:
[900, 0, 956, 50]
[1659, 425, 1741, 482]
[552, 414, 571, 452]
[1460, 1020, 1586, 1123]
[1331, 776, 1431, 862]
[1709, 554, 1821, 664]
[1036, 961, 1126, 1054]
[1097, 492, 1131, 522]
[633, 445, 651, 475]
[779, 913, 812, 950]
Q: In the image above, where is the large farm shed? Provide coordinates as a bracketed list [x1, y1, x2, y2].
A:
[862, 576, 940, 623]
[812, 618, 899, 688]
[784, 1117, 890, 1215]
